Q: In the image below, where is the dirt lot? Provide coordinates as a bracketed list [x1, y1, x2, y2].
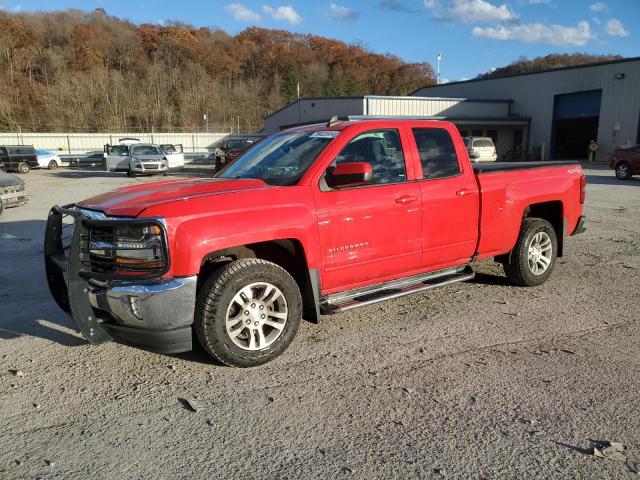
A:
[1, 166, 639, 480]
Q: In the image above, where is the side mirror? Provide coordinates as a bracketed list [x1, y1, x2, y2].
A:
[327, 162, 373, 189]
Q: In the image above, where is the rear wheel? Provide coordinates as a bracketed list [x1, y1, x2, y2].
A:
[615, 162, 632, 180]
[503, 218, 557, 287]
[18, 162, 30, 174]
[48, 160, 59, 170]
[195, 259, 302, 367]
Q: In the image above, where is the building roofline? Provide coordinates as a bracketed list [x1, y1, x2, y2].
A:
[410, 56, 640, 95]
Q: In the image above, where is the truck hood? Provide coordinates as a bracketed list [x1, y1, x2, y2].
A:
[76, 177, 269, 217]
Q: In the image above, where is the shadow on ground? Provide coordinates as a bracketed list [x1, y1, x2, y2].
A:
[586, 174, 640, 187]
[47, 165, 216, 179]
[0, 219, 86, 347]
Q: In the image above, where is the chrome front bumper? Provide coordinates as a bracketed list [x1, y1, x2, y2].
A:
[87, 276, 197, 329]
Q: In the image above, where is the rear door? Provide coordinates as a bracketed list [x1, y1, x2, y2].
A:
[408, 125, 480, 269]
[313, 127, 422, 292]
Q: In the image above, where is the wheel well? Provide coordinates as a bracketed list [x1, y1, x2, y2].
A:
[523, 201, 564, 257]
[198, 239, 319, 322]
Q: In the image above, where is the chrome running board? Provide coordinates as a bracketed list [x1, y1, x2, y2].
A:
[320, 265, 474, 314]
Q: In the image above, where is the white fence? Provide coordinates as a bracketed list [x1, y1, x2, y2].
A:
[0, 132, 259, 154]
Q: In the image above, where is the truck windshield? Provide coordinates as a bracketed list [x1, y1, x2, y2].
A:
[217, 131, 336, 186]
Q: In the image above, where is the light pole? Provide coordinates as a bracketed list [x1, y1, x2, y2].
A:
[437, 53, 442, 85]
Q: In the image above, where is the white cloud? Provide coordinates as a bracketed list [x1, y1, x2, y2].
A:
[425, 0, 518, 24]
[589, 2, 606, 12]
[472, 20, 594, 46]
[262, 5, 302, 24]
[605, 18, 629, 37]
[226, 3, 261, 22]
[327, 3, 359, 20]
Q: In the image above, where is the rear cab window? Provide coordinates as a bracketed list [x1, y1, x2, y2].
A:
[412, 128, 461, 180]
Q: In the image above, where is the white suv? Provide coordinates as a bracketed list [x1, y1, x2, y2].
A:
[463, 137, 497, 162]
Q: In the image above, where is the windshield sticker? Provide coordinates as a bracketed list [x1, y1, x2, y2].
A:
[310, 131, 340, 139]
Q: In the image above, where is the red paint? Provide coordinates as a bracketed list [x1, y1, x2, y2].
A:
[75, 120, 585, 295]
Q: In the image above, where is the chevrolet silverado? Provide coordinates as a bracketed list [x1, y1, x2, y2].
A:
[45, 119, 586, 367]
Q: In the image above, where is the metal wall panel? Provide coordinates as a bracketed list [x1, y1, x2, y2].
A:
[413, 59, 640, 160]
[262, 97, 365, 133]
[365, 96, 509, 118]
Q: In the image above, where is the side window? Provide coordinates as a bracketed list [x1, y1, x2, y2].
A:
[412, 128, 461, 180]
[333, 129, 406, 186]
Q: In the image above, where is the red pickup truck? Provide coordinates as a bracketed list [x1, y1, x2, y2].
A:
[45, 119, 586, 367]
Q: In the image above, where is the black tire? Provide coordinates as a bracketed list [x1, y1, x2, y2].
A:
[195, 259, 302, 367]
[48, 160, 58, 170]
[503, 218, 558, 287]
[215, 157, 222, 171]
[18, 162, 30, 174]
[127, 169, 135, 177]
[0, 198, 4, 216]
[615, 161, 632, 180]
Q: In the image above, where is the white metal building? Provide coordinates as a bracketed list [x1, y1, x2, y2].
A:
[262, 57, 640, 162]
[262, 95, 530, 158]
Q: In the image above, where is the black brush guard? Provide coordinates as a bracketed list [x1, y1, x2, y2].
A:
[44, 204, 113, 344]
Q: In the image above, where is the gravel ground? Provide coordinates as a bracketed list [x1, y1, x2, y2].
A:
[0, 165, 639, 480]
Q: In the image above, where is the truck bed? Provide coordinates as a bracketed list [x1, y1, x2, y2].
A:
[472, 161, 578, 174]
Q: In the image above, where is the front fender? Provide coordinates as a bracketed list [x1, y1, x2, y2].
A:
[143, 186, 320, 276]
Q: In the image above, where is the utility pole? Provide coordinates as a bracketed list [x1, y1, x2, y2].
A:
[437, 53, 442, 85]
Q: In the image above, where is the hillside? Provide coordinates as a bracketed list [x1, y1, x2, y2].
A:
[0, 9, 435, 133]
[479, 53, 623, 79]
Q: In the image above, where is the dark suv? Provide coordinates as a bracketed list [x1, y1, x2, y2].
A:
[610, 144, 640, 180]
[0, 145, 39, 173]
[214, 138, 255, 170]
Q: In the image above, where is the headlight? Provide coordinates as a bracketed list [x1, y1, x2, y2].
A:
[88, 222, 168, 277]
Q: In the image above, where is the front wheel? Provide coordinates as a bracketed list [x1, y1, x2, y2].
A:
[18, 162, 30, 174]
[503, 218, 557, 287]
[195, 259, 302, 367]
[48, 160, 59, 170]
[615, 162, 632, 180]
[127, 169, 135, 177]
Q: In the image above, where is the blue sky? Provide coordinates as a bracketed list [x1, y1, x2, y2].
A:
[9, 0, 640, 81]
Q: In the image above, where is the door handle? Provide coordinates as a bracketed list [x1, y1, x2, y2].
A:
[456, 189, 472, 196]
[395, 195, 418, 204]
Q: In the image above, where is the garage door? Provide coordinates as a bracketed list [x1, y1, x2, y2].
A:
[551, 90, 602, 160]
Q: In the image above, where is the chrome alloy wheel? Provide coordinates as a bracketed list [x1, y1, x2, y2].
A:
[528, 231, 553, 275]
[616, 163, 629, 179]
[225, 282, 288, 351]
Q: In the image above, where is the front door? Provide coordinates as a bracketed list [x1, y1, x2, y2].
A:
[408, 126, 480, 268]
[104, 145, 130, 171]
[314, 128, 422, 293]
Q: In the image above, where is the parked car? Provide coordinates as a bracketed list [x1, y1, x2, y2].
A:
[214, 138, 255, 170]
[104, 143, 169, 176]
[68, 150, 107, 168]
[160, 144, 185, 169]
[0, 170, 29, 215]
[45, 119, 586, 367]
[463, 136, 497, 162]
[609, 144, 640, 180]
[36, 149, 64, 170]
[0, 145, 39, 173]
